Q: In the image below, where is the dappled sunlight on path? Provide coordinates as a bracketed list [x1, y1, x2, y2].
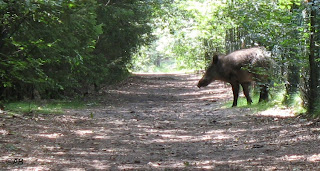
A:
[1, 73, 320, 170]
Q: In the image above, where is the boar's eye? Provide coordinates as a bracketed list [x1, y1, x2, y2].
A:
[206, 65, 215, 73]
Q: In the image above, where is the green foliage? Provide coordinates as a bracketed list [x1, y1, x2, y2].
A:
[0, 0, 100, 99]
[307, 100, 320, 118]
[0, 0, 153, 100]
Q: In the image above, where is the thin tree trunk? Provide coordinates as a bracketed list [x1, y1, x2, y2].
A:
[284, 4, 301, 105]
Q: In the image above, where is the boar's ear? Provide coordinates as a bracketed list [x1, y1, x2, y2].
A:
[212, 54, 219, 64]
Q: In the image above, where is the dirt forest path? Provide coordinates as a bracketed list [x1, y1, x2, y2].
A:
[1, 73, 320, 170]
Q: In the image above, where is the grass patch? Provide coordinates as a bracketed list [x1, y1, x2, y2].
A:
[222, 90, 306, 115]
[4, 100, 93, 115]
[223, 93, 276, 110]
[285, 93, 306, 114]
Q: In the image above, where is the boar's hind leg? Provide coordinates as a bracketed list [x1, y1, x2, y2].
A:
[259, 84, 268, 102]
[231, 82, 240, 107]
[241, 83, 252, 105]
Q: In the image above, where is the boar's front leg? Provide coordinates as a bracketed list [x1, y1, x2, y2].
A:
[241, 82, 253, 105]
[231, 82, 240, 107]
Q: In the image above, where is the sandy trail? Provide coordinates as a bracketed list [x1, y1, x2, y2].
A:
[1, 73, 320, 170]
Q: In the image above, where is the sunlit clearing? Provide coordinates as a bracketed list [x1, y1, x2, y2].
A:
[0, 129, 8, 135]
[309, 154, 320, 162]
[146, 159, 247, 170]
[35, 133, 63, 139]
[131, 0, 225, 73]
[281, 153, 320, 162]
[93, 135, 111, 139]
[90, 160, 110, 170]
[258, 107, 295, 118]
[11, 166, 49, 171]
[146, 161, 215, 169]
[74, 130, 93, 137]
[147, 129, 231, 143]
[132, 71, 195, 75]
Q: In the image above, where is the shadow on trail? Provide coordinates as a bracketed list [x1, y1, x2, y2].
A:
[1, 73, 320, 170]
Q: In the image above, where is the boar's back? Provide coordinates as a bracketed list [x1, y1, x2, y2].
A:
[222, 47, 270, 68]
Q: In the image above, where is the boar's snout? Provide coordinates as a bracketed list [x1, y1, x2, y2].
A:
[197, 79, 210, 88]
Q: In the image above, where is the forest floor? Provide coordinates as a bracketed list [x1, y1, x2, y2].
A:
[1, 73, 320, 170]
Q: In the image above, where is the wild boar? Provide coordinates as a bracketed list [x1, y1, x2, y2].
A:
[197, 47, 271, 107]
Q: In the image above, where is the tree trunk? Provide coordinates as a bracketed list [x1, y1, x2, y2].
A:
[284, 62, 300, 105]
[308, 0, 318, 113]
